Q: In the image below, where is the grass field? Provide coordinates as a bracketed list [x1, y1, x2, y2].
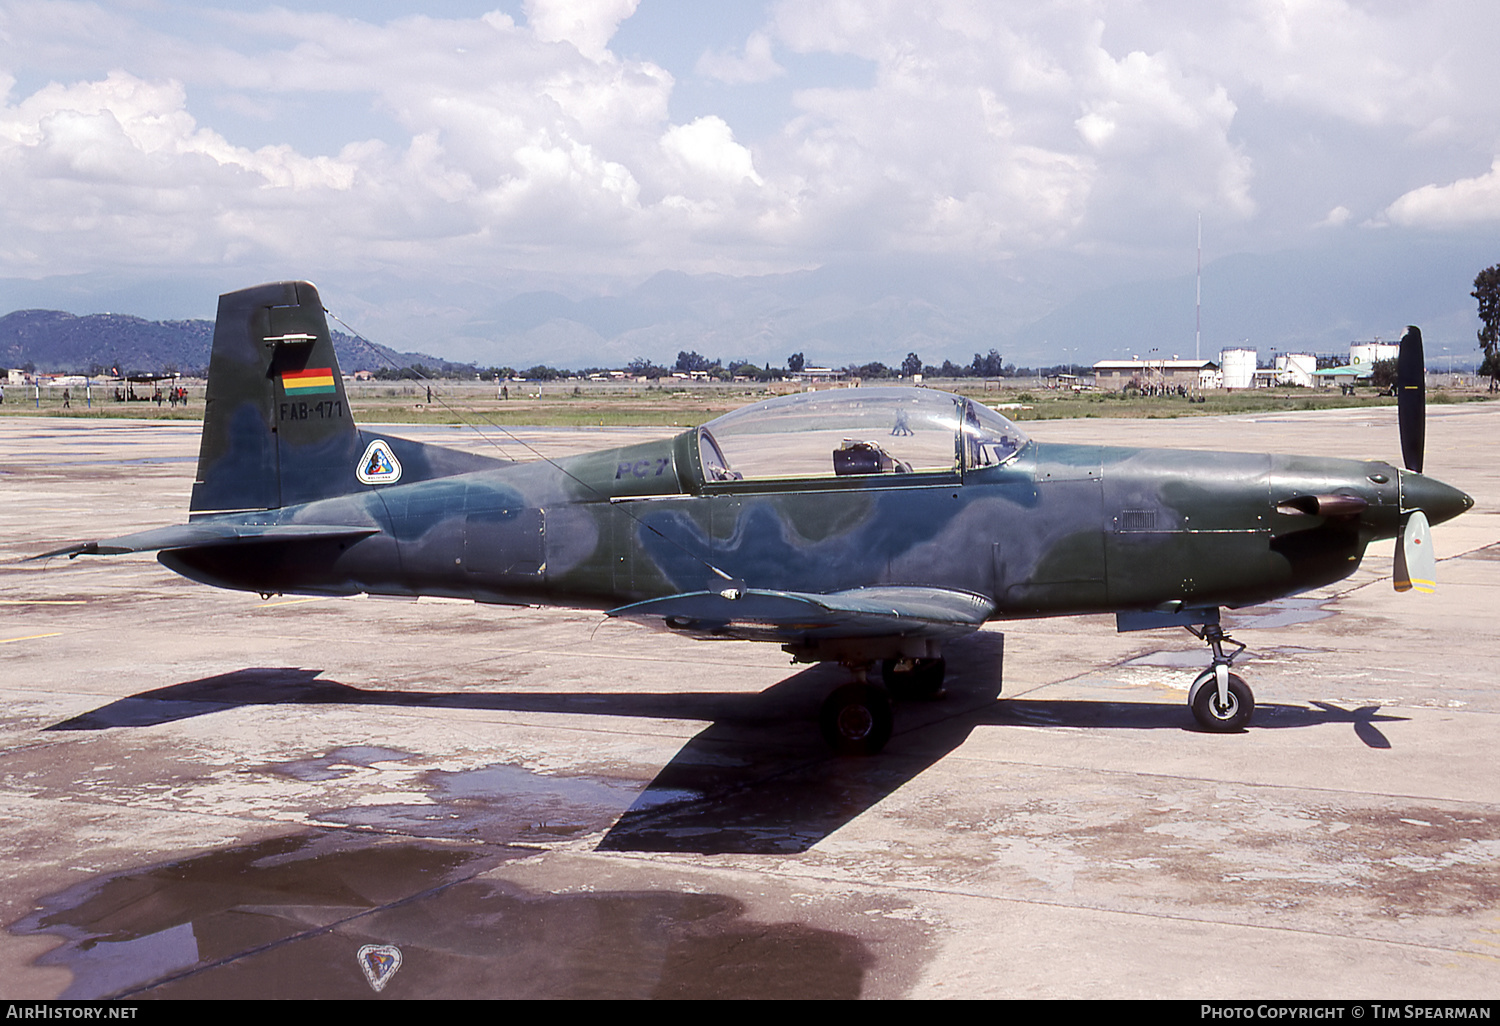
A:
[3, 378, 1493, 428]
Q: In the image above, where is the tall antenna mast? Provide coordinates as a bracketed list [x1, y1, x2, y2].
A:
[1195, 213, 1202, 362]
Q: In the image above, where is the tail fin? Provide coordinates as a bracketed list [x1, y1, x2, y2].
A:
[191, 281, 361, 514]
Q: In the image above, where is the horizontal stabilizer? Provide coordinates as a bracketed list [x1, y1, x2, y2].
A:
[608, 585, 994, 643]
[32, 523, 379, 560]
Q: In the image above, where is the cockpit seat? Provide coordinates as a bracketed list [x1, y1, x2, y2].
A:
[834, 440, 911, 475]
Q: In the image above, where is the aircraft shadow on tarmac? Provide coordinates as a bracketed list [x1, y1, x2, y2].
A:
[46, 633, 1404, 854]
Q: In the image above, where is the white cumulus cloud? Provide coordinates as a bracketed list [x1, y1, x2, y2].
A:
[697, 31, 784, 85]
[525, 0, 640, 60]
[1386, 158, 1500, 227]
[0, 0, 1497, 291]
[661, 116, 763, 186]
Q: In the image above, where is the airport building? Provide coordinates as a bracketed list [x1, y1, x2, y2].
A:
[1092, 358, 1222, 391]
[1093, 349, 1320, 391]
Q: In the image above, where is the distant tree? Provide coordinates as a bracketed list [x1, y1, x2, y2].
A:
[849, 361, 891, 380]
[627, 357, 669, 379]
[901, 352, 922, 377]
[788, 352, 805, 373]
[675, 350, 714, 373]
[1472, 264, 1500, 391]
[1370, 358, 1398, 390]
[970, 349, 1004, 377]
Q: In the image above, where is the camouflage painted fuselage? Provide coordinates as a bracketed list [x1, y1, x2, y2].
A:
[166, 422, 1442, 624]
[52, 278, 1456, 662]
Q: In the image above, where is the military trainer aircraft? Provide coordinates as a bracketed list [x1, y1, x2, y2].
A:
[39, 281, 1473, 754]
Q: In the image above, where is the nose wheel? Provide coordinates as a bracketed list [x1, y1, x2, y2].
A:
[1184, 623, 1254, 732]
[1188, 667, 1253, 730]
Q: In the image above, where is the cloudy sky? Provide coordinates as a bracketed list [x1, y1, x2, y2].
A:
[2, 0, 1498, 361]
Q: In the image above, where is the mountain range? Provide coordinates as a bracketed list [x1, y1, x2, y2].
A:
[0, 309, 461, 377]
[2, 233, 1494, 374]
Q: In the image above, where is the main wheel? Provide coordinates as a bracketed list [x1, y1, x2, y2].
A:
[1189, 670, 1254, 732]
[880, 657, 946, 700]
[819, 683, 894, 756]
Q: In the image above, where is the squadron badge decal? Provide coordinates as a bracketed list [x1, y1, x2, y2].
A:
[357, 438, 402, 485]
[357, 943, 402, 992]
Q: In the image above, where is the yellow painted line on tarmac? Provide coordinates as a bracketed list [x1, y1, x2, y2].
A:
[256, 596, 333, 609]
[0, 632, 63, 644]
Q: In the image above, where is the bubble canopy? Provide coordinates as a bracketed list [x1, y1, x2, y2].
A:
[696, 387, 1029, 483]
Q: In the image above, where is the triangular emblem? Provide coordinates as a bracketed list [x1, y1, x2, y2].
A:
[357, 943, 402, 992]
[356, 439, 402, 485]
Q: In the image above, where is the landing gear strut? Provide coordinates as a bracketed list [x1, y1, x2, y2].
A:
[880, 657, 946, 700]
[1185, 622, 1253, 731]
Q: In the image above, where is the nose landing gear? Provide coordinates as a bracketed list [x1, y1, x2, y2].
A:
[1185, 622, 1253, 731]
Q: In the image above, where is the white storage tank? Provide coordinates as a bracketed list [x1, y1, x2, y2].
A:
[1277, 353, 1316, 388]
[1349, 341, 1399, 370]
[1220, 348, 1257, 389]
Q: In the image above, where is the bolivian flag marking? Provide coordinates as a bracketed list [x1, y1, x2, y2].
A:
[282, 367, 337, 395]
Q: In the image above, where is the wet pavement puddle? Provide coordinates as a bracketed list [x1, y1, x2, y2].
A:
[13, 832, 492, 998]
[12, 830, 873, 999]
[11, 755, 880, 998]
[1228, 596, 1335, 630]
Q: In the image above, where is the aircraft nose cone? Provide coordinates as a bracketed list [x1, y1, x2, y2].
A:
[1401, 470, 1473, 526]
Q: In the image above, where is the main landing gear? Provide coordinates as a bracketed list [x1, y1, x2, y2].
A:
[1184, 622, 1253, 731]
[818, 658, 948, 756]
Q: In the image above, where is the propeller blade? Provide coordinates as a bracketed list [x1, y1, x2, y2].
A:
[1397, 325, 1425, 473]
[1393, 509, 1435, 593]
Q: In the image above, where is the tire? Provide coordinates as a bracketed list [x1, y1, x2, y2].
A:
[819, 683, 893, 756]
[880, 657, 946, 700]
[1190, 670, 1254, 732]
